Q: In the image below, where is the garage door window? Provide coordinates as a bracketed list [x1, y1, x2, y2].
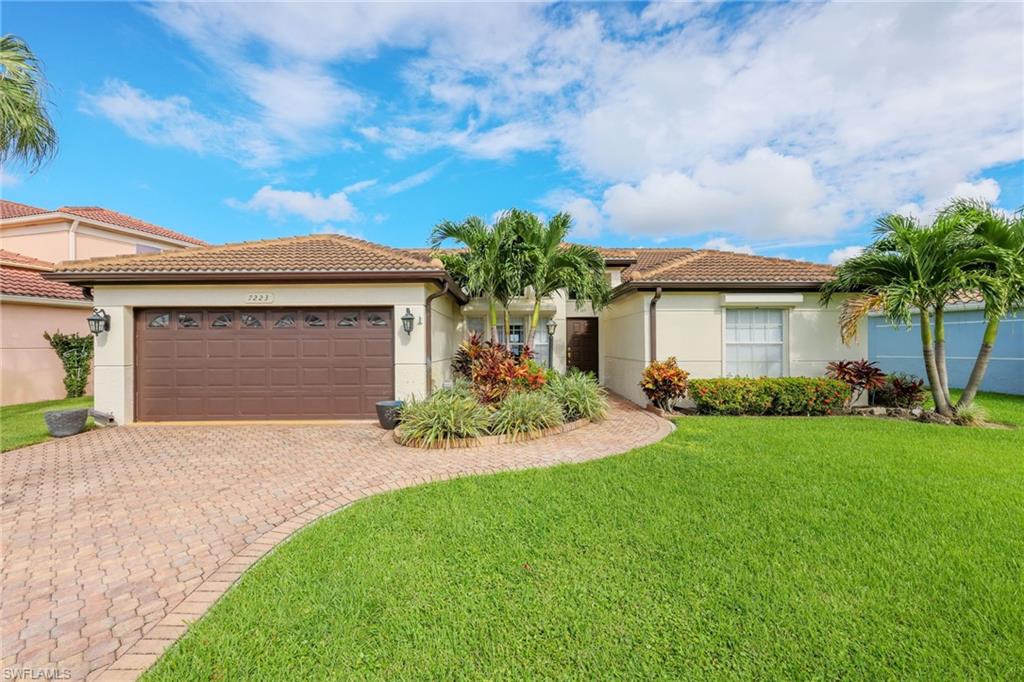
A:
[725, 308, 784, 377]
[177, 312, 200, 329]
[147, 312, 169, 328]
[367, 312, 389, 327]
[210, 312, 233, 328]
[304, 312, 327, 328]
[273, 312, 296, 328]
[241, 312, 263, 328]
[337, 311, 359, 327]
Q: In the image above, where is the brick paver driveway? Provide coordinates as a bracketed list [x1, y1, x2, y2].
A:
[1, 397, 670, 681]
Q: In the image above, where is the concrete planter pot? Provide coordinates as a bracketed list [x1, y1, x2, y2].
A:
[43, 408, 89, 438]
[375, 400, 404, 430]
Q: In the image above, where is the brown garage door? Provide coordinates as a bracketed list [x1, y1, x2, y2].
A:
[135, 308, 394, 421]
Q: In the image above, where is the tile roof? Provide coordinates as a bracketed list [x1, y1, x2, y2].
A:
[57, 206, 207, 245]
[401, 244, 639, 265]
[52, 234, 445, 275]
[0, 249, 55, 269]
[622, 249, 834, 285]
[0, 251, 86, 301]
[0, 200, 206, 245]
[0, 199, 49, 219]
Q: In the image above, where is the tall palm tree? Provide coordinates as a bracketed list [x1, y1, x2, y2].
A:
[821, 209, 1002, 416]
[1, 35, 58, 171]
[942, 199, 1024, 408]
[430, 215, 526, 343]
[509, 209, 610, 347]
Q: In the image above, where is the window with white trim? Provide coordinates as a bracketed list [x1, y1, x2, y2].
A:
[725, 308, 784, 377]
[465, 316, 553, 367]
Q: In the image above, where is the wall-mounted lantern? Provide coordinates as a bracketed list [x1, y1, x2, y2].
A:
[545, 318, 557, 367]
[401, 308, 415, 335]
[87, 308, 111, 336]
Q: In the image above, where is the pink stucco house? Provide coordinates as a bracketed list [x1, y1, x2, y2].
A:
[0, 200, 204, 405]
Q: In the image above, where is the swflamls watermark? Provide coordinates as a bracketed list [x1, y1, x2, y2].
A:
[3, 669, 72, 680]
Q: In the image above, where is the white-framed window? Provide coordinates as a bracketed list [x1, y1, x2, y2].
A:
[725, 308, 784, 377]
[464, 316, 553, 367]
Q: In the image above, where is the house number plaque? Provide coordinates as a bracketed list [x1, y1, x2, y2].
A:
[245, 293, 274, 304]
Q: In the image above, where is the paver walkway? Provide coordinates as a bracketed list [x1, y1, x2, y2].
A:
[1, 396, 670, 681]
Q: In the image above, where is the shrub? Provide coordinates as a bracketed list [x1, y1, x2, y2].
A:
[690, 377, 851, 416]
[953, 402, 988, 427]
[452, 332, 484, 380]
[873, 373, 926, 408]
[489, 390, 564, 439]
[545, 369, 608, 422]
[470, 341, 546, 403]
[826, 359, 886, 404]
[640, 357, 689, 411]
[396, 391, 491, 448]
[42, 331, 93, 398]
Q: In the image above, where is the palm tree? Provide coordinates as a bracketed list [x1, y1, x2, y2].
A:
[509, 209, 610, 347]
[430, 215, 525, 343]
[942, 199, 1024, 408]
[821, 209, 1002, 416]
[1, 35, 58, 171]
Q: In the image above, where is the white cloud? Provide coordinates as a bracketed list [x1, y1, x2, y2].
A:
[312, 224, 362, 238]
[0, 168, 19, 187]
[703, 238, 754, 255]
[828, 246, 865, 265]
[384, 161, 447, 195]
[230, 185, 356, 222]
[602, 148, 842, 239]
[896, 178, 1002, 222]
[343, 179, 378, 193]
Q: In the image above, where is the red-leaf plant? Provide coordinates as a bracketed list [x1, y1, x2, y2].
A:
[826, 359, 886, 405]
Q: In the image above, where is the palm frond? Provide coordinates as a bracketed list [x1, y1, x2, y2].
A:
[0, 34, 58, 170]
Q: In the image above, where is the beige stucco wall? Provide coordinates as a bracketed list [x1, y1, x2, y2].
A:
[0, 228, 70, 262]
[0, 300, 93, 405]
[90, 282, 445, 423]
[74, 232, 137, 259]
[429, 288, 463, 389]
[598, 293, 649, 405]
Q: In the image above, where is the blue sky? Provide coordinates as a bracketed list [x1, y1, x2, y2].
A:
[2, 2, 1022, 264]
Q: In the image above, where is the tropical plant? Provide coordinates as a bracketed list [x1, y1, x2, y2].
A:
[503, 209, 611, 346]
[640, 357, 689, 411]
[1, 35, 58, 171]
[872, 373, 926, 409]
[690, 378, 850, 416]
[452, 332, 484, 380]
[953, 402, 989, 427]
[544, 369, 609, 422]
[431, 215, 530, 343]
[821, 204, 1007, 416]
[396, 390, 491, 448]
[826, 359, 886, 405]
[42, 331, 93, 398]
[489, 390, 564, 439]
[469, 341, 547, 404]
[941, 199, 1024, 409]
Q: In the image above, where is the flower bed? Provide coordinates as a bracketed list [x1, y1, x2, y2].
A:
[395, 336, 609, 449]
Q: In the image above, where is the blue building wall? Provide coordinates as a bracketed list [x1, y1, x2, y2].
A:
[868, 307, 1023, 395]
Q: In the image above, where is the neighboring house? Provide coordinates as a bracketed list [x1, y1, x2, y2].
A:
[0, 200, 205, 405]
[48, 234, 864, 423]
[869, 294, 1023, 395]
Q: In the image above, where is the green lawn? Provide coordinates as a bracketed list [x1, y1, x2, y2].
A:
[146, 393, 1023, 680]
[1, 396, 93, 452]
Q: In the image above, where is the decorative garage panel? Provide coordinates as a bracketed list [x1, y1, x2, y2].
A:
[135, 308, 394, 420]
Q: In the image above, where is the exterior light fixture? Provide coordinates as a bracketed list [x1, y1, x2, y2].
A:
[545, 318, 557, 367]
[87, 308, 111, 335]
[401, 308, 415, 335]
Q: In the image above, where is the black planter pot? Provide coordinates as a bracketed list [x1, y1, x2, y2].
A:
[43, 408, 89, 437]
[375, 400, 404, 430]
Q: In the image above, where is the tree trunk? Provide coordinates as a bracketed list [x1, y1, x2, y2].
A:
[488, 298, 499, 343]
[919, 309, 952, 416]
[503, 309, 511, 349]
[934, 306, 951, 405]
[957, 317, 1000, 409]
[526, 297, 541, 349]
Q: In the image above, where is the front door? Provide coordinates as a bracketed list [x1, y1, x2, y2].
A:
[566, 318, 599, 378]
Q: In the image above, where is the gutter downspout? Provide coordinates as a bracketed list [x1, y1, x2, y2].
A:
[649, 287, 662, 363]
[68, 219, 80, 260]
[424, 280, 450, 394]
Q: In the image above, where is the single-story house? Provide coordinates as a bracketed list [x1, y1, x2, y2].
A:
[869, 293, 1023, 395]
[0, 200, 205, 404]
[47, 234, 864, 423]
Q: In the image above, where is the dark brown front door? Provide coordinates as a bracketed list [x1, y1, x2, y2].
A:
[566, 317, 599, 378]
[135, 308, 394, 421]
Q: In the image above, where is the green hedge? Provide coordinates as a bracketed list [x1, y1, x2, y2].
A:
[689, 377, 851, 416]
